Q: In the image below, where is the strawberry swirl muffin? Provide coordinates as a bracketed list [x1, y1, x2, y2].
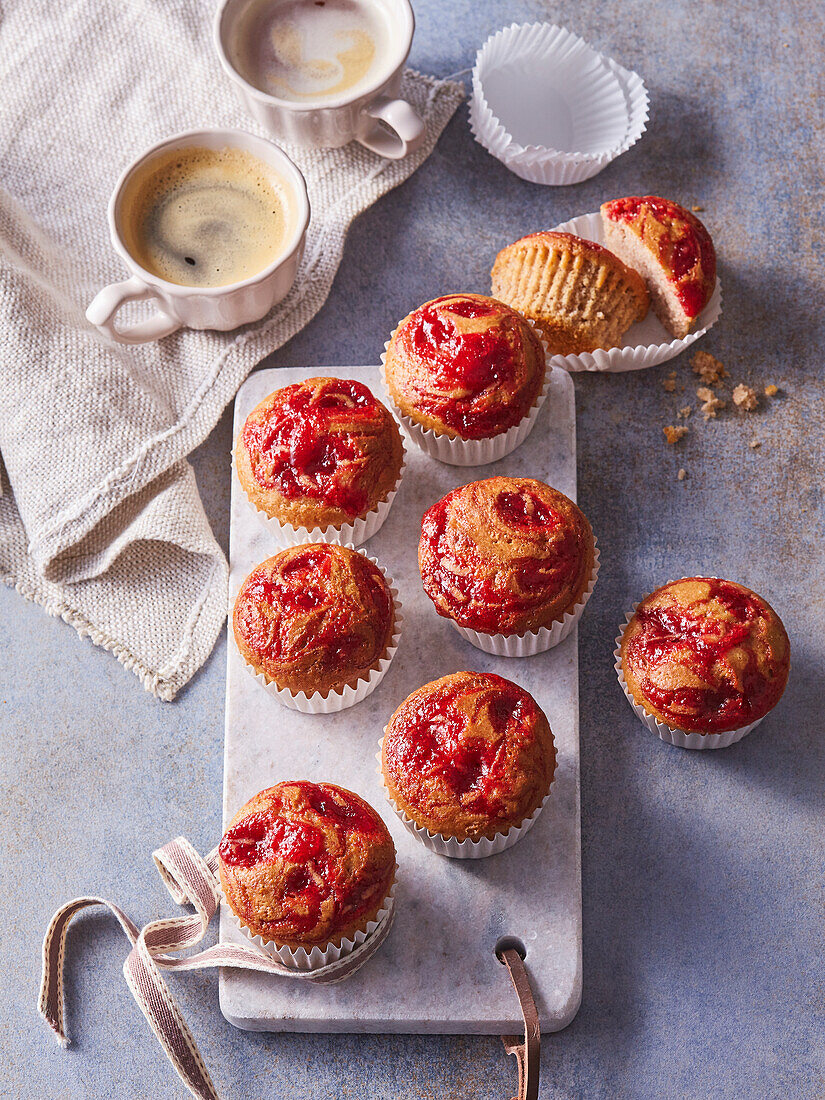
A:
[233, 543, 398, 705]
[419, 477, 596, 652]
[383, 293, 546, 462]
[600, 196, 717, 338]
[381, 672, 556, 856]
[236, 377, 404, 541]
[618, 577, 790, 745]
[219, 781, 396, 962]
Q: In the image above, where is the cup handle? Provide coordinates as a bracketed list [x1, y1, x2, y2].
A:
[86, 276, 181, 344]
[356, 96, 425, 160]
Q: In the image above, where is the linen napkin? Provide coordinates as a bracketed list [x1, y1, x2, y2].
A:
[0, 1, 463, 700]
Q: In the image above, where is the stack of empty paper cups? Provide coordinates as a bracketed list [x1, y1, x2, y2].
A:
[469, 22, 649, 185]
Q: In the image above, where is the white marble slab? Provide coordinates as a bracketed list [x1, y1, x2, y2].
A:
[220, 365, 581, 1034]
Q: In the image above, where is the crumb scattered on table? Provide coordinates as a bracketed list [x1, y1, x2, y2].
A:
[662, 370, 677, 392]
[749, 439, 762, 449]
[732, 383, 758, 411]
[691, 205, 704, 212]
[664, 425, 688, 444]
[696, 386, 726, 419]
[677, 405, 692, 419]
[691, 350, 726, 386]
[677, 468, 687, 480]
[765, 384, 779, 396]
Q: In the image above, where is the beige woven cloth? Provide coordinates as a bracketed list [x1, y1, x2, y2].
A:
[0, 1, 462, 700]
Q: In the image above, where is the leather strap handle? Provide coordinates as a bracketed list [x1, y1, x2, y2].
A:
[499, 946, 540, 1100]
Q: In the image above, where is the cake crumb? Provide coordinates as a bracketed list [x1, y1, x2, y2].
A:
[677, 405, 692, 419]
[691, 205, 704, 212]
[662, 370, 677, 392]
[764, 384, 779, 396]
[732, 383, 758, 411]
[664, 425, 688, 444]
[677, 468, 687, 480]
[696, 386, 726, 419]
[691, 350, 726, 386]
[749, 439, 762, 449]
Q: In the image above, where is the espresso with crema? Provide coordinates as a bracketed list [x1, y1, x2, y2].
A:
[119, 146, 296, 287]
[228, 0, 390, 103]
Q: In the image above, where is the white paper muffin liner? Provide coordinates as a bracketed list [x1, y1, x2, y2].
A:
[469, 22, 649, 185]
[379, 319, 551, 467]
[542, 212, 722, 373]
[376, 740, 551, 859]
[222, 878, 397, 974]
[232, 550, 402, 712]
[614, 603, 764, 750]
[232, 432, 406, 548]
[449, 540, 600, 657]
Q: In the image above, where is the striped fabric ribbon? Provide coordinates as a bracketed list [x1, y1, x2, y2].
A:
[38, 836, 394, 1100]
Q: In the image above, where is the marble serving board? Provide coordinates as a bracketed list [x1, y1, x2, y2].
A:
[220, 364, 582, 1033]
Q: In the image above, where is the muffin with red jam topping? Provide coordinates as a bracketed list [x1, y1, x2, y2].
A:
[419, 477, 597, 654]
[233, 543, 398, 707]
[383, 293, 546, 463]
[219, 781, 396, 961]
[491, 231, 649, 354]
[381, 672, 556, 856]
[600, 197, 717, 338]
[619, 577, 789, 746]
[236, 377, 404, 542]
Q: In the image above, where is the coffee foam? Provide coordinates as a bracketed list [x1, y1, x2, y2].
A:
[119, 146, 296, 288]
[229, 0, 390, 103]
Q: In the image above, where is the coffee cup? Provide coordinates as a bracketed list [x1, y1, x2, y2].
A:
[214, 0, 424, 159]
[86, 128, 310, 345]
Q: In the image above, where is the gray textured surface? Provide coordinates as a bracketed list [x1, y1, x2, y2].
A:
[2, 0, 824, 1096]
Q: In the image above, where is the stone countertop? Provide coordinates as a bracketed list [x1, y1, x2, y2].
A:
[2, 0, 823, 1096]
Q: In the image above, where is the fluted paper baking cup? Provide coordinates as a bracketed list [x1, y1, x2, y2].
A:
[232, 439, 406, 549]
[232, 551, 402, 712]
[379, 324, 551, 467]
[450, 541, 599, 657]
[544, 212, 722, 373]
[223, 878, 397, 974]
[613, 604, 763, 750]
[376, 741, 551, 859]
[470, 22, 649, 185]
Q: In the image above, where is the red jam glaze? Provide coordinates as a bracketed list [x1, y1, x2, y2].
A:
[219, 782, 386, 935]
[243, 378, 387, 515]
[400, 296, 534, 439]
[235, 546, 392, 670]
[627, 579, 784, 731]
[384, 675, 541, 818]
[420, 486, 579, 633]
[603, 196, 716, 316]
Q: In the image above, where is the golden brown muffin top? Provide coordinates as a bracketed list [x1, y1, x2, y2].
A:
[384, 293, 545, 440]
[233, 544, 395, 696]
[419, 477, 594, 635]
[236, 377, 403, 526]
[601, 197, 716, 319]
[219, 781, 396, 950]
[492, 231, 649, 314]
[382, 672, 556, 841]
[621, 577, 789, 733]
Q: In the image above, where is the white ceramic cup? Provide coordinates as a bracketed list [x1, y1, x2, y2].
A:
[214, 0, 425, 159]
[86, 128, 310, 345]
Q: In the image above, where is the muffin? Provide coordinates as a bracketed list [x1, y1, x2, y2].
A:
[233, 543, 397, 703]
[219, 780, 396, 960]
[620, 577, 790, 736]
[381, 672, 556, 855]
[236, 377, 404, 541]
[419, 477, 596, 647]
[491, 231, 649, 354]
[601, 196, 717, 338]
[383, 293, 546, 458]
